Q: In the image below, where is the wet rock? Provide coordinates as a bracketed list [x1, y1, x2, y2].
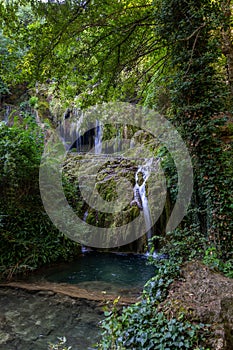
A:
[0, 287, 104, 350]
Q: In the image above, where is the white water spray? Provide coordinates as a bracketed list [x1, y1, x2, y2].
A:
[81, 210, 92, 253]
[94, 120, 102, 154]
[133, 158, 158, 252]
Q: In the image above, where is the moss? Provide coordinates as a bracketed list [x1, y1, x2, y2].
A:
[37, 101, 50, 118]
[86, 211, 97, 225]
[130, 205, 140, 220]
[63, 153, 153, 244]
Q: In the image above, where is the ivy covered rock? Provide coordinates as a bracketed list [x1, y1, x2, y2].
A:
[161, 261, 233, 350]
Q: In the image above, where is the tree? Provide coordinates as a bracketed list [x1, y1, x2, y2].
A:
[151, 0, 232, 256]
[1, 0, 232, 257]
[0, 1, 166, 105]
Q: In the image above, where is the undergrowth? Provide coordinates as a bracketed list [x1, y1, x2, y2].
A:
[97, 257, 211, 350]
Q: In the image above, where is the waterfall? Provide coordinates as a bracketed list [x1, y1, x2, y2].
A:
[130, 138, 135, 149]
[94, 120, 102, 154]
[2, 105, 12, 124]
[59, 114, 136, 155]
[133, 158, 154, 252]
[83, 210, 89, 222]
[61, 116, 103, 154]
[59, 108, 85, 151]
[81, 210, 92, 253]
[72, 121, 82, 152]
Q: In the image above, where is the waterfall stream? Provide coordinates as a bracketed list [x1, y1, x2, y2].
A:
[4, 105, 11, 123]
[133, 158, 154, 251]
[59, 113, 163, 252]
[81, 210, 92, 253]
[59, 113, 134, 154]
[94, 120, 102, 154]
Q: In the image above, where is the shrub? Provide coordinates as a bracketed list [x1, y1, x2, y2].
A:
[0, 116, 80, 278]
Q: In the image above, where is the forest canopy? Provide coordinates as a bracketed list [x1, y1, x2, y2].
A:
[0, 0, 230, 107]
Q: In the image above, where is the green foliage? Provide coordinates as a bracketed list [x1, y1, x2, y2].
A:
[222, 259, 233, 279]
[0, 27, 25, 92]
[149, 0, 233, 260]
[0, 30, 11, 97]
[100, 307, 209, 350]
[158, 146, 178, 202]
[0, 116, 80, 278]
[29, 95, 38, 108]
[0, 78, 9, 96]
[98, 259, 210, 350]
[202, 246, 222, 270]
[154, 225, 207, 262]
[143, 258, 181, 304]
[0, 1, 166, 106]
[0, 116, 43, 195]
[203, 246, 233, 278]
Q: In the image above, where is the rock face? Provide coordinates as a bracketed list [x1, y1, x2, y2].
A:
[63, 153, 166, 251]
[162, 261, 233, 350]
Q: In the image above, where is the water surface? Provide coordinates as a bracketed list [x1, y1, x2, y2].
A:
[45, 251, 155, 296]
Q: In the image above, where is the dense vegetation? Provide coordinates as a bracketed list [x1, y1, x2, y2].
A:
[0, 116, 80, 278]
[99, 258, 210, 350]
[0, 0, 232, 349]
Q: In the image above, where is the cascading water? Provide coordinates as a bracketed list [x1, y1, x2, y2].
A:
[4, 105, 11, 124]
[94, 120, 102, 154]
[133, 158, 155, 252]
[60, 113, 103, 153]
[81, 210, 92, 253]
[113, 125, 122, 153]
[83, 210, 89, 222]
[60, 112, 136, 155]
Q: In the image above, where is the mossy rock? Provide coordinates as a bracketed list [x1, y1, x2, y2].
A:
[62, 153, 156, 251]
